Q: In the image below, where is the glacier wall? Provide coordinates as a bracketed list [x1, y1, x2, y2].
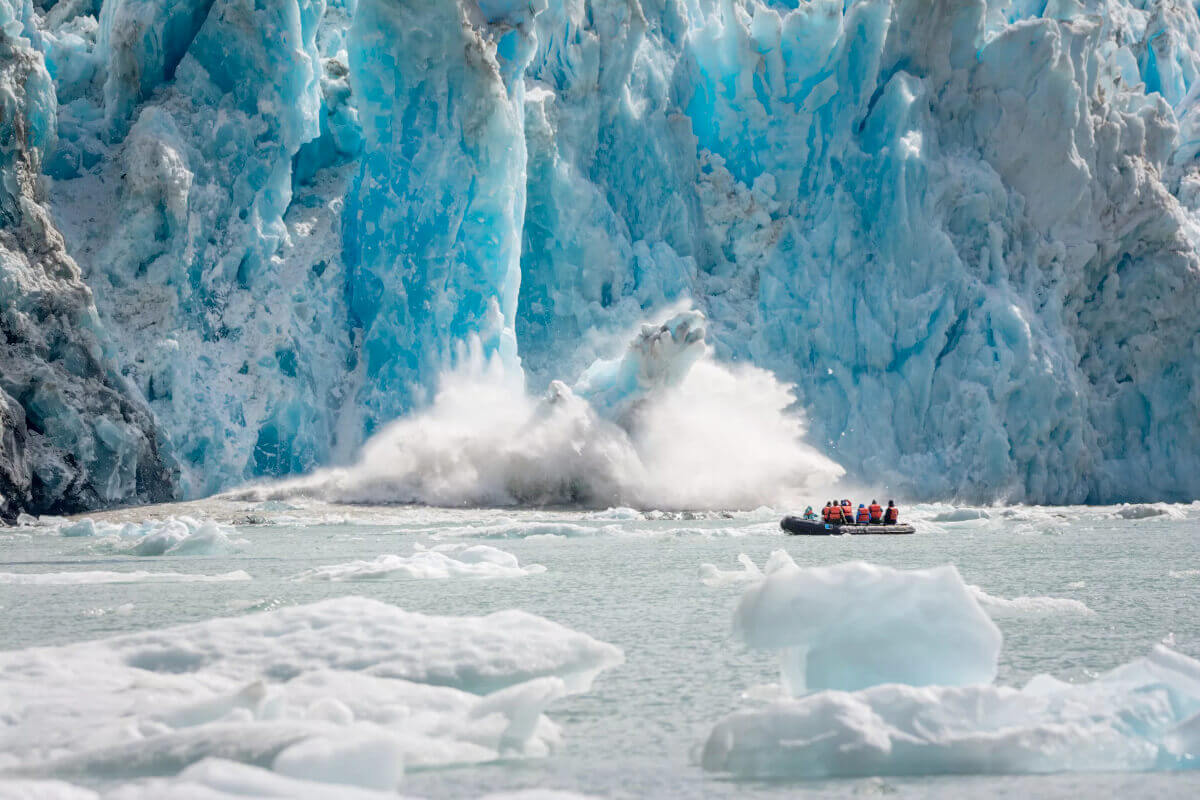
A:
[3, 0, 1200, 515]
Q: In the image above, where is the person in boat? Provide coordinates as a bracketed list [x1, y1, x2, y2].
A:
[840, 499, 854, 522]
[856, 503, 870, 524]
[884, 500, 899, 524]
[868, 499, 883, 523]
[828, 502, 845, 524]
[803, 506, 818, 521]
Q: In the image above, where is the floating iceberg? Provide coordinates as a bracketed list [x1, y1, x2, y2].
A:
[56, 516, 243, 556]
[702, 645, 1200, 779]
[702, 553, 1200, 779]
[733, 554, 1002, 692]
[0, 597, 622, 790]
[291, 544, 545, 581]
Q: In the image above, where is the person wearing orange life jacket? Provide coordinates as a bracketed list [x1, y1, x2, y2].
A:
[840, 499, 853, 523]
[856, 504, 870, 524]
[868, 500, 883, 523]
[884, 500, 900, 524]
[828, 502, 844, 523]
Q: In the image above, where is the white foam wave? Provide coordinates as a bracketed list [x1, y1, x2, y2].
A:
[0, 570, 251, 585]
[232, 309, 842, 511]
[291, 545, 545, 581]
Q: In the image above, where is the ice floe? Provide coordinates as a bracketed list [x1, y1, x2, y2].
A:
[968, 587, 1095, 617]
[702, 554, 1200, 779]
[702, 645, 1200, 779]
[0, 597, 622, 791]
[699, 554, 764, 587]
[55, 516, 244, 556]
[291, 545, 545, 581]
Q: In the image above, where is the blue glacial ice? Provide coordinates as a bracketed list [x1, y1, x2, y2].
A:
[702, 552, 1200, 779]
[4, 0, 1200, 515]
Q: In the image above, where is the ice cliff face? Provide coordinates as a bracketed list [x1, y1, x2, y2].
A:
[3, 0, 1200, 515]
[0, 0, 173, 520]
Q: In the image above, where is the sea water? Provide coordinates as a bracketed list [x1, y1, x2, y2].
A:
[2, 500, 1200, 798]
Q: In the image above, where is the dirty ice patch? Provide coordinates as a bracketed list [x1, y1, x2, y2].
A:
[291, 545, 545, 581]
[969, 586, 1095, 617]
[701, 645, 1200, 779]
[57, 516, 245, 556]
[732, 553, 1001, 693]
[0, 597, 622, 789]
[0, 570, 251, 585]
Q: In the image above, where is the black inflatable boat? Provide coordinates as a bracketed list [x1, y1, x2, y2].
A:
[781, 516, 916, 535]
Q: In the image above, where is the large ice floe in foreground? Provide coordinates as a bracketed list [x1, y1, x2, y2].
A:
[0, 597, 622, 793]
[700, 552, 1200, 779]
[5, 0, 1200, 516]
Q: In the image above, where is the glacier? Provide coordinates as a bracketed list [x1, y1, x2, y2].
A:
[3, 0, 1200, 517]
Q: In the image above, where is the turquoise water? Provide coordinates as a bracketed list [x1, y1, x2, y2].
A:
[3, 501, 1200, 797]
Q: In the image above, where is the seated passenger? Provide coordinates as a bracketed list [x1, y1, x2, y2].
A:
[840, 499, 853, 521]
[856, 504, 870, 524]
[868, 500, 883, 523]
[803, 506, 818, 521]
[829, 503, 844, 523]
[884, 500, 900, 524]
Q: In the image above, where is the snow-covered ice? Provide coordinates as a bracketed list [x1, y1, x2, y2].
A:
[0, 596, 622, 790]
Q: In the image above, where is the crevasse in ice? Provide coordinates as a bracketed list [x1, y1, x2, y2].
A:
[4, 0, 1200, 514]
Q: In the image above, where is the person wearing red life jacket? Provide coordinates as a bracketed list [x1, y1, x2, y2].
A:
[828, 502, 844, 523]
[868, 500, 883, 523]
[856, 504, 870, 524]
[822, 502, 832, 522]
[840, 499, 853, 522]
[884, 500, 900, 524]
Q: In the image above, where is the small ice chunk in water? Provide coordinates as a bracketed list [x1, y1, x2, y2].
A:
[54, 516, 243, 556]
[699, 553, 763, 586]
[291, 545, 545, 581]
[733, 553, 1001, 692]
